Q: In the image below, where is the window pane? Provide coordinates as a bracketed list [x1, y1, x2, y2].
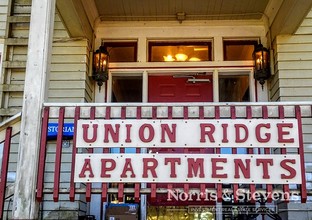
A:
[219, 75, 250, 102]
[112, 76, 142, 102]
[149, 41, 212, 62]
[223, 40, 257, 61]
[103, 42, 137, 62]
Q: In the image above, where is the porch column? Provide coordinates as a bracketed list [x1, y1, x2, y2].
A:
[12, 0, 55, 219]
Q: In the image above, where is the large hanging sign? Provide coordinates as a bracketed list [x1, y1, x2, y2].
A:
[74, 154, 301, 184]
[75, 118, 302, 184]
[76, 119, 299, 148]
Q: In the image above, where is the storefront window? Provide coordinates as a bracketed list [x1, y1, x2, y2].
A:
[149, 41, 212, 62]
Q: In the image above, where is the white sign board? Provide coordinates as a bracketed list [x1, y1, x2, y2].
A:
[76, 119, 299, 148]
[74, 154, 301, 184]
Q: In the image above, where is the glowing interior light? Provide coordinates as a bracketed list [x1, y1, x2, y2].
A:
[163, 55, 175, 61]
[189, 57, 201, 61]
[175, 53, 188, 61]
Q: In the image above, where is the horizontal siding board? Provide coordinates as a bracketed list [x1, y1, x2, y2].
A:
[280, 96, 312, 101]
[53, 29, 69, 38]
[300, 18, 312, 27]
[13, 5, 31, 14]
[51, 54, 87, 63]
[280, 87, 312, 96]
[49, 72, 86, 80]
[295, 26, 312, 35]
[48, 89, 86, 98]
[11, 70, 25, 81]
[49, 81, 86, 89]
[11, 29, 29, 38]
[277, 44, 312, 52]
[51, 63, 87, 72]
[278, 70, 312, 78]
[52, 40, 88, 47]
[13, 46, 28, 54]
[0, 0, 9, 5]
[277, 61, 312, 70]
[306, 10, 312, 18]
[52, 46, 87, 55]
[0, 6, 8, 13]
[279, 78, 312, 87]
[47, 97, 85, 103]
[277, 52, 312, 61]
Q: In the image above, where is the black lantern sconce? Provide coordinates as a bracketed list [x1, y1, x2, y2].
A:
[253, 42, 271, 90]
[92, 45, 109, 91]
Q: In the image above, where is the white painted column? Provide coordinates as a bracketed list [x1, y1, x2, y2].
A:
[12, 0, 55, 219]
[213, 69, 219, 102]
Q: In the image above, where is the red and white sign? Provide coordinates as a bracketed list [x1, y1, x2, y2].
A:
[76, 119, 299, 148]
[74, 154, 302, 184]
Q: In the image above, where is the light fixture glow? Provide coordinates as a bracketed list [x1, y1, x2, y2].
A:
[175, 53, 188, 61]
[163, 55, 175, 61]
[189, 57, 201, 61]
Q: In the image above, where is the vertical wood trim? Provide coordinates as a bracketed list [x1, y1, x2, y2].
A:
[296, 105, 307, 203]
[0, 127, 12, 220]
[69, 107, 81, 201]
[213, 69, 219, 102]
[12, 0, 56, 218]
[36, 107, 50, 202]
[53, 107, 65, 202]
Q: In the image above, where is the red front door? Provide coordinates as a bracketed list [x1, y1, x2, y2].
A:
[148, 75, 213, 102]
[147, 74, 214, 206]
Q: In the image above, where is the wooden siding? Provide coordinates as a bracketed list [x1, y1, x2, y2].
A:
[0, 0, 9, 38]
[49, 37, 93, 103]
[0, 2, 94, 119]
[0, 0, 92, 218]
[272, 9, 312, 192]
[272, 9, 312, 102]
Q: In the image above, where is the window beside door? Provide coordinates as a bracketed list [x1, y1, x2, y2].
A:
[112, 75, 142, 102]
[219, 75, 250, 102]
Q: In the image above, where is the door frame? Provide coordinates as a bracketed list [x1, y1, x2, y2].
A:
[104, 67, 266, 103]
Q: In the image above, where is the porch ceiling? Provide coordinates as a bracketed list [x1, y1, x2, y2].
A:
[94, 0, 269, 21]
[56, 0, 312, 41]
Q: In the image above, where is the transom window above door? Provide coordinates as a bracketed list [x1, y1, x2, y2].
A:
[148, 41, 212, 62]
[102, 41, 137, 62]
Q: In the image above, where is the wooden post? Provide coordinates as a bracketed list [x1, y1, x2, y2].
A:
[12, 0, 55, 218]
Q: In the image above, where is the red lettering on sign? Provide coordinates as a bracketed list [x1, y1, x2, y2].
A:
[280, 159, 297, 179]
[255, 123, 271, 142]
[234, 159, 251, 179]
[120, 158, 136, 178]
[235, 124, 248, 143]
[104, 124, 120, 143]
[221, 124, 229, 143]
[200, 124, 215, 143]
[165, 158, 181, 178]
[187, 158, 205, 178]
[79, 158, 94, 178]
[82, 124, 98, 143]
[211, 158, 227, 178]
[256, 159, 273, 179]
[101, 159, 116, 178]
[161, 124, 177, 143]
[277, 123, 294, 143]
[139, 124, 155, 143]
[142, 158, 158, 178]
[125, 124, 132, 143]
